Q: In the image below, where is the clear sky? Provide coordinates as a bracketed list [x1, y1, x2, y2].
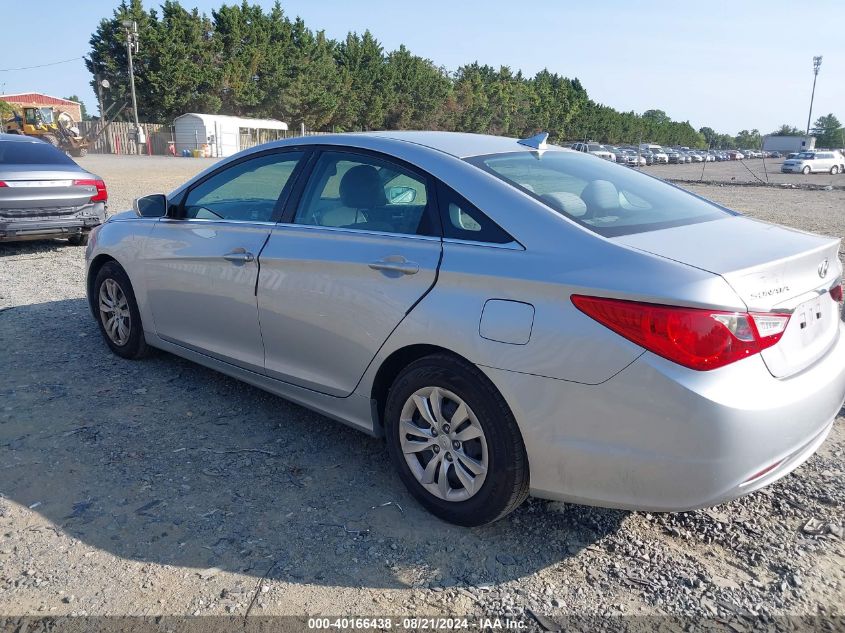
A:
[1, 0, 842, 135]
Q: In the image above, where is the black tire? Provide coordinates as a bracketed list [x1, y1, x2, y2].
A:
[68, 232, 88, 246]
[40, 134, 59, 147]
[831, 165, 839, 175]
[93, 261, 149, 359]
[802, 165, 811, 175]
[385, 353, 529, 526]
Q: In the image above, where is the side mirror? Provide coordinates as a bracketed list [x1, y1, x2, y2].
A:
[133, 193, 168, 218]
[387, 186, 417, 204]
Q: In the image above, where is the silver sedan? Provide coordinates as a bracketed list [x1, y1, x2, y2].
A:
[85, 132, 845, 526]
[0, 134, 107, 244]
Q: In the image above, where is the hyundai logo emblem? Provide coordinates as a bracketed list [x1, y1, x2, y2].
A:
[818, 259, 829, 279]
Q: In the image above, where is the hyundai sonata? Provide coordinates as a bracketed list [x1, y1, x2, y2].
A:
[85, 132, 845, 526]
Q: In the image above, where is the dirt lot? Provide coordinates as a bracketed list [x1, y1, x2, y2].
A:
[648, 157, 845, 187]
[1, 155, 844, 628]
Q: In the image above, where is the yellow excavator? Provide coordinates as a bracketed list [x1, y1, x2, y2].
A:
[3, 105, 90, 156]
[3, 99, 129, 157]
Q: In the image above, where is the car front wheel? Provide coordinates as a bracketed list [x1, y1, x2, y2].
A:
[93, 262, 149, 359]
[802, 166, 811, 174]
[385, 354, 529, 526]
[831, 165, 839, 175]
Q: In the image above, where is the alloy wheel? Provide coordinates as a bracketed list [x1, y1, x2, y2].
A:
[399, 386, 489, 502]
[99, 278, 131, 346]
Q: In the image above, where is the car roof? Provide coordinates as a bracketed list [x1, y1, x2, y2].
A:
[347, 131, 571, 159]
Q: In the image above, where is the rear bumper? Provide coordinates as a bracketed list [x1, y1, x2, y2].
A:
[0, 206, 105, 242]
[483, 318, 845, 511]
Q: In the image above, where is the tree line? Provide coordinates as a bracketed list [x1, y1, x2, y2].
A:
[84, 1, 841, 150]
[699, 116, 844, 150]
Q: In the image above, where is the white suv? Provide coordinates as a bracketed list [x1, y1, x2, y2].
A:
[781, 151, 845, 175]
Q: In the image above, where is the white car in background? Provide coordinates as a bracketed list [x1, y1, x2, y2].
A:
[781, 151, 844, 175]
[640, 145, 669, 164]
[571, 142, 615, 161]
[619, 149, 646, 166]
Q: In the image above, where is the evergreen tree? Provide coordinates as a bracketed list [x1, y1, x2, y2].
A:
[83, 0, 738, 144]
[811, 114, 843, 148]
[64, 96, 90, 120]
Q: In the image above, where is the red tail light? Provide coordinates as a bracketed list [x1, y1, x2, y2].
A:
[0, 181, 7, 187]
[571, 295, 790, 371]
[73, 178, 108, 203]
[832, 282, 843, 303]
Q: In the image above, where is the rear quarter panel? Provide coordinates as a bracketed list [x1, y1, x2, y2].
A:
[358, 233, 745, 397]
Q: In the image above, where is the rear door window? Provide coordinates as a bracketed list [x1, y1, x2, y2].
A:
[293, 151, 436, 236]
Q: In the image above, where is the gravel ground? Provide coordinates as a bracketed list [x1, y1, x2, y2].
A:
[0, 155, 843, 629]
[647, 157, 845, 187]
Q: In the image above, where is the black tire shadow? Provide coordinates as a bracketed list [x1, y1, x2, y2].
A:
[0, 298, 627, 589]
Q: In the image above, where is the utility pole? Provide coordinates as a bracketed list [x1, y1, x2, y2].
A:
[95, 75, 106, 120]
[122, 19, 143, 154]
[806, 56, 822, 135]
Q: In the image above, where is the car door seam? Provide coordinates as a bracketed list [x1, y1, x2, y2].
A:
[346, 241, 444, 398]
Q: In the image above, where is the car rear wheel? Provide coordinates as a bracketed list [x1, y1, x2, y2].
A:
[830, 165, 839, 175]
[93, 262, 149, 359]
[384, 354, 529, 526]
[802, 166, 811, 175]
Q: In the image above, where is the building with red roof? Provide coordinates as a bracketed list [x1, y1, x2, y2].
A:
[0, 93, 82, 123]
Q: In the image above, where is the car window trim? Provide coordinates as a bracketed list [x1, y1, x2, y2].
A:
[279, 145, 443, 238]
[442, 237, 524, 251]
[173, 146, 313, 223]
[273, 221, 443, 243]
[436, 180, 520, 248]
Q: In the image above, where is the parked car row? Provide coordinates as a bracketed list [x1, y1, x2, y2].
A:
[569, 143, 801, 167]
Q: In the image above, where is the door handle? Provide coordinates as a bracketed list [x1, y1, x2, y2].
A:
[368, 256, 419, 275]
[223, 249, 254, 264]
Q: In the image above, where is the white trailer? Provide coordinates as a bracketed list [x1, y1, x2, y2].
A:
[173, 113, 288, 158]
[762, 135, 816, 154]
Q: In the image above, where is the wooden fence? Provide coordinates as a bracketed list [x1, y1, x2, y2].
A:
[77, 121, 172, 155]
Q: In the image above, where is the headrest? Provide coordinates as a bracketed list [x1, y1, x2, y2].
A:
[339, 165, 387, 209]
[540, 192, 588, 217]
[581, 180, 619, 212]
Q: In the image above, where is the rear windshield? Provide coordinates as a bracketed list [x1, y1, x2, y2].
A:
[0, 140, 75, 165]
[467, 151, 732, 237]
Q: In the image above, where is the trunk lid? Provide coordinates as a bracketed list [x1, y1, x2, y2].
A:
[0, 165, 95, 218]
[615, 216, 843, 378]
